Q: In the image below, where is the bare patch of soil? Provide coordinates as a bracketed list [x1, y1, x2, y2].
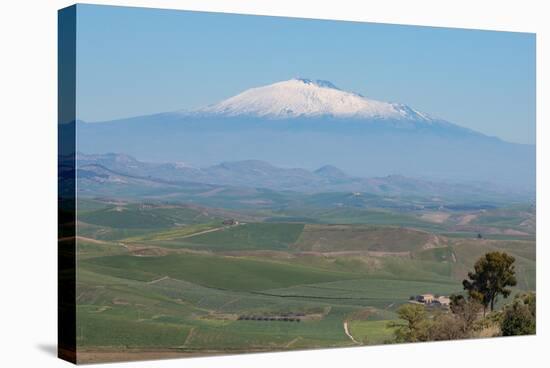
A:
[420, 212, 451, 223]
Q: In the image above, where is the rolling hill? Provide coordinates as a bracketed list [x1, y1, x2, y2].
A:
[74, 153, 532, 203]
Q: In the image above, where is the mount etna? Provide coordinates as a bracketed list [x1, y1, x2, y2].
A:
[72, 78, 534, 190]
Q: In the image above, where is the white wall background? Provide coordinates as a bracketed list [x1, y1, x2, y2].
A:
[0, 0, 548, 366]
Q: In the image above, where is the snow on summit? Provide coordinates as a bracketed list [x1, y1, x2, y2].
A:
[194, 78, 434, 121]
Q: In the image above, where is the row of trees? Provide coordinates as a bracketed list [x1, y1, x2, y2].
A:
[389, 251, 535, 343]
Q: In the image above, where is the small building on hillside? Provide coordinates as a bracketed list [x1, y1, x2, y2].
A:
[411, 294, 451, 308]
[417, 294, 435, 304]
[222, 219, 239, 226]
[433, 296, 451, 307]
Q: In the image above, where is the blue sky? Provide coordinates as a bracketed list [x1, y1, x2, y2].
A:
[75, 4, 535, 144]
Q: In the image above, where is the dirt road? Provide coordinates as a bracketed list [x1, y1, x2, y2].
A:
[343, 321, 360, 344]
[177, 223, 244, 240]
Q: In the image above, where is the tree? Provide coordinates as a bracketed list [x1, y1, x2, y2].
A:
[429, 312, 465, 341]
[449, 294, 483, 334]
[462, 252, 517, 315]
[501, 292, 536, 336]
[388, 304, 431, 342]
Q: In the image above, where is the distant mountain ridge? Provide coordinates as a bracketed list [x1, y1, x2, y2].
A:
[75, 153, 532, 202]
[314, 165, 349, 181]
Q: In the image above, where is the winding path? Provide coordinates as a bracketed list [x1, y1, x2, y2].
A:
[343, 321, 360, 344]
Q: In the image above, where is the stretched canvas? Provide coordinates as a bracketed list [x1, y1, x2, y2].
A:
[58, 4, 536, 364]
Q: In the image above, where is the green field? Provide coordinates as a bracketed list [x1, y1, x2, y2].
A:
[294, 224, 437, 252]
[82, 252, 360, 291]
[348, 320, 394, 345]
[167, 222, 305, 251]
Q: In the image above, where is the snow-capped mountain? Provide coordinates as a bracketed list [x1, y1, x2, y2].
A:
[73, 78, 535, 189]
[193, 78, 434, 122]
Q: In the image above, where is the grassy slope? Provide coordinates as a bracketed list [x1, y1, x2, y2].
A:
[348, 320, 394, 345]
[81, 252, 359, 291]
[78, 204, 221, 229]
[293, 224, 435, 252]
[76, 267, 356, 350]
[264, 277, 460, 309]
[449, 238, 535, 290]
[169, 223, 305, 251]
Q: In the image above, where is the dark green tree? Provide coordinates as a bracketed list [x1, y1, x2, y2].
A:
[462, 252, 517, 315]
[501, 292, 536, 336]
